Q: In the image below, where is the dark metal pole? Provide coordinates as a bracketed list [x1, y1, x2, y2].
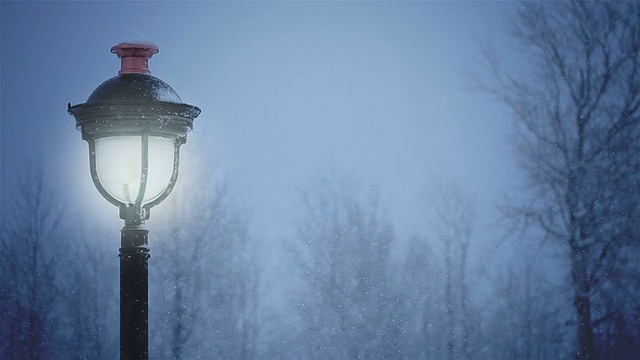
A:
[120, 224, 149, 360]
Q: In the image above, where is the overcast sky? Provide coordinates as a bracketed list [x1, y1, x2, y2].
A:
[1, 1, 519, 243]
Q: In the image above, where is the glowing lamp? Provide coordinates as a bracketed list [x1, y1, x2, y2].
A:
[67, 37, 201, 359]
[68, 40, 200, 225]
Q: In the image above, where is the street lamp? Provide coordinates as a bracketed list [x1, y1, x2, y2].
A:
[68, 38, 200, 359]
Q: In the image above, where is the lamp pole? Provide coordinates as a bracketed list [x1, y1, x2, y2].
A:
[120, 224, 150, 358]
[68, 35, 200, 359]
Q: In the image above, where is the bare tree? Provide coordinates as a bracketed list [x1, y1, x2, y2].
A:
[61, 221, 119, 360]
[0, 163, 63, 359]
[150, 148, 260, 360]
[396, 235, 441, 360]
[423, 176, 477, 360]
[291, 172, 397, 359]
[1, 163, 121, 359]
[476, 1, 639, 358]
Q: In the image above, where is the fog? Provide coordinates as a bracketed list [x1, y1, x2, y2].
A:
[2, 1, 638, 359]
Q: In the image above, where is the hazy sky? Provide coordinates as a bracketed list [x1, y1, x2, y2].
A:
[1, 1, 519, 243]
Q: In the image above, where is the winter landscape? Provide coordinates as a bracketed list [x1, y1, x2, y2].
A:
[1, 1, 638, 359]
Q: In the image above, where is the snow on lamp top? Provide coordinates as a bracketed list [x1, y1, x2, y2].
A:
[110, 30, 159, 75]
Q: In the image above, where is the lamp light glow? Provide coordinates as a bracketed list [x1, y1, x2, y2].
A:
[95, 135, 175, 205]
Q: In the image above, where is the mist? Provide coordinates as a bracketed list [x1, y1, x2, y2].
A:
[1, 1, 638, 359]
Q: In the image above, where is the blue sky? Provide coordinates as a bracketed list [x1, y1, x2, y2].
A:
[1, 1, 519, 242]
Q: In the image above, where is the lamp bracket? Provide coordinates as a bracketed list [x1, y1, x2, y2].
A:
[120, 206, 149, 226]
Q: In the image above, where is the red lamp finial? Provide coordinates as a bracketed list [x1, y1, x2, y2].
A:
[110, 30, 159, 75]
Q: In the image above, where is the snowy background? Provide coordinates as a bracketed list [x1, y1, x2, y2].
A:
[1, 1, 638, 359]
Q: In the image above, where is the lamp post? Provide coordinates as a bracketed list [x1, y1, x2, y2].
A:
[68, 38, 200, 359]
